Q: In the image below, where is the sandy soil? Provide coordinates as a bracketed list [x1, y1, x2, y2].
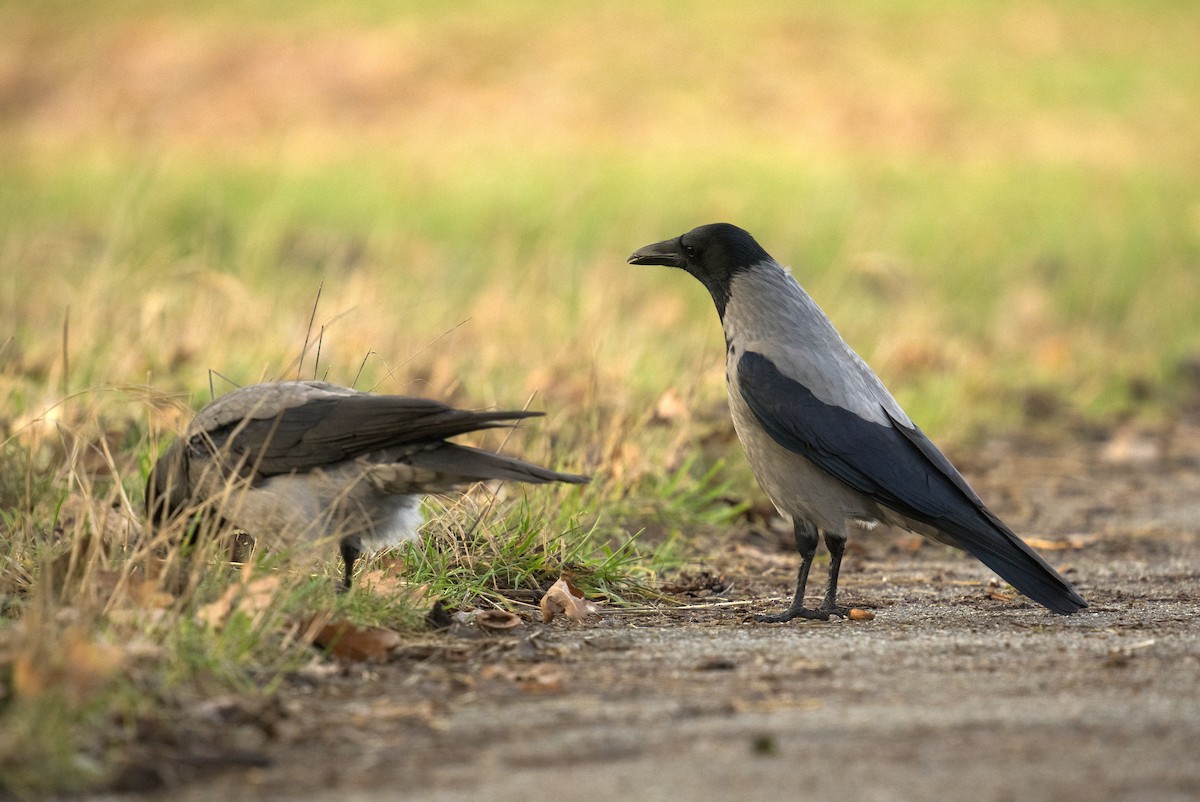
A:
[119, 419, 1200, 802]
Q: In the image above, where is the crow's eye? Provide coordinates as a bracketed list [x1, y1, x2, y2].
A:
[682, 243, 697, 258]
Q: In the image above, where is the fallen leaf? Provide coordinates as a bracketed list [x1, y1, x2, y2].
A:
[539, 577, 600, 624]
[848, 608, 875, 621]
[479, 663, 565, 693]
[986, 588, 1014, 602]
[652, 388, 690, 424]
[1100, 427, 1162, 465]
[356, 566, 428, 602]
[1024, 534, 1098, 551]
[199, 572, 281, 627]
[126, 578, 176, 610]
[608, 441, 648, 484]
[892, 534, 925, 554]
[311, 619, 402, 661]
[11, 627, 124, 704]
[476, 609, 522, 632]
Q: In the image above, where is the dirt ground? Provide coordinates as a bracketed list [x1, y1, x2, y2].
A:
[118, 418, 1200, 802]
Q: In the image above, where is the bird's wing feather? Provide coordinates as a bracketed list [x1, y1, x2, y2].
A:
[736, 350, 1085, 613]
[404, 443, 589, 486]
[192, 389, 541, 478]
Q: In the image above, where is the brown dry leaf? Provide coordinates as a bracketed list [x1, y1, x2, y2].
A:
[356, 566, 429, 603]
[479, 663, 565, 693]
[1024, 534, 1099, 551]
[11, 627, 124, 704]
[848, 608, 875, 621]
[198, 572, 281, 628]
[476, 609, 522, 632]
[652, 387, 690, 423]
[986, 588, 1014, 602]
[311, 619, 402, 662]
[539, 577, 600, 624]
[126, 576, 176, 610]
[102, 574, 176, 620]
[1100, 426, 1162, 466]
[608, 441, 647, 484]
[892, 534, 925, 554]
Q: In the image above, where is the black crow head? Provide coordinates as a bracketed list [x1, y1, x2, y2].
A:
[628, 223, 773, 318]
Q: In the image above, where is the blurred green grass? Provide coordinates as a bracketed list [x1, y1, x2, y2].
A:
[2, 0, 1198, 435]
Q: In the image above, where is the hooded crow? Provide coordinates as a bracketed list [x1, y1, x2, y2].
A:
[146, 381, 588, 589]
[629, 223, 1087, 620]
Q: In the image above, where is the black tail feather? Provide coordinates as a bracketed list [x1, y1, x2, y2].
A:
[407, 443, 589, 486]
[948, 523, 1087, 615]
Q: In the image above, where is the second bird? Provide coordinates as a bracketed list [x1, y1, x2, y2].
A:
[629, 223, 1086, 621]
[146, 381, 588, 589]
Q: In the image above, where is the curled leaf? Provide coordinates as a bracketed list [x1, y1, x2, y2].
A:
[539, 577, 600, 624]
[476, 609, 522, 632]
[311, 619, 401, 661]
[848, 608, 875, 621]
[198, 573, 281, 628]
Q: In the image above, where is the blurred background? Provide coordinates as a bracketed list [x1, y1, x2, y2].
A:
[2, 0, 1198, 440]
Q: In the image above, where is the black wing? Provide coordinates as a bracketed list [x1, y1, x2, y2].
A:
[193, 393, 541, 478]
[736, 350, 1085, 614]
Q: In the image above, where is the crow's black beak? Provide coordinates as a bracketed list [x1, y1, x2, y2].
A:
[627, 237, 686, 268]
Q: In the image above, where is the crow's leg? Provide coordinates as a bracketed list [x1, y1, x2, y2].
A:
[752, 518, 826, 623]
[339, 537, 362, 593]
[816, 530, 851, 618]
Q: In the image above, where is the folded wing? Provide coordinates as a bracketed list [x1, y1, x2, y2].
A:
[736, 350, 1086, 614]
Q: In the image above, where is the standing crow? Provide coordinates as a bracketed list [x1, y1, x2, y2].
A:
[629, 223, 1086, 620]
[146, 381, 587, 589]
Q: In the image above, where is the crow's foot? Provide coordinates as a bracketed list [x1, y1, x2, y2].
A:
[749, 603, 849, 623]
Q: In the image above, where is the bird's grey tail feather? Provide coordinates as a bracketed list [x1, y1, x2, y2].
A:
[407, 443, 589, 486]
